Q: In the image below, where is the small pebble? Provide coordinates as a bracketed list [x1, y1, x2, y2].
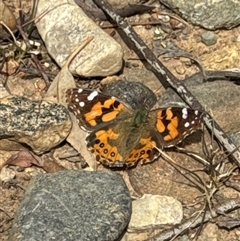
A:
[201, 31, 217, 46]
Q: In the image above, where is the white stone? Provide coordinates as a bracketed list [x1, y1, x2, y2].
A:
[35, 0, 123, 77]
[128, 194, 183, 232]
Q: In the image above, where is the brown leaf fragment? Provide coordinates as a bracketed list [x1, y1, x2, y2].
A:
[44, 36, 95, 169]
[41, 155, 65, 173]
[3, 150, 43, 168]
[0, 0, 17, 38]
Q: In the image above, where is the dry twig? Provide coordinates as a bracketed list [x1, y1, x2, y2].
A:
[92, 0, 240, 167]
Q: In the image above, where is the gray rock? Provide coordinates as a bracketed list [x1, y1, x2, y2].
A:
[102, 79, 157, 110]
[201, 31, 217, 46]
[35, 0, 123, 77]
[121, 68, 163, 96]
[9, 170, 131, 241]
[160, 0, 240, 30]
[0, 96, 71, 154]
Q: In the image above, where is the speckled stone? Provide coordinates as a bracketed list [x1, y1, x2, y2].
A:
[160, 0, 240, 30]
[0, 96, 71, 154]
[9, 170, 131, 241]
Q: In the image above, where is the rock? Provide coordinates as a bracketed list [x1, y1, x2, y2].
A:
[160, 0, 240, 30]
[128, 194, 183, 232]
[102, 79, 157, 110]
[121, 68, 163, 95]
[0, 166, 15, 182]
[9, 170, 131, 241]
[6, 76, 46, 100]
[0, 96, 71, 154]
[35, 0, 123, 77]
[201, 31, 217, 46]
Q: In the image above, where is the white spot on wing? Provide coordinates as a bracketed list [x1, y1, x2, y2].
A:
[87, 90, 98, 101]
[184, 122, 190, 128]
[78, 89, 83, 93]
[194, 110, 199, 116]
[75, 98, 79, 102]
[182, 108, 188, 119]
[79, 102, 85, 107]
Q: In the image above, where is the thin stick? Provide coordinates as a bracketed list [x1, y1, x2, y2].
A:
[64, 36, 94, 68]
[92, 0, 240, 167]
[17, 24, 50, 86]
[0, 21, 17, 43]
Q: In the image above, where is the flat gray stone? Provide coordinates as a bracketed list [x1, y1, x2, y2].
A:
[102, 79, 157, 110]
[9, 170, 131, 241]
[160, 0, 240, 30]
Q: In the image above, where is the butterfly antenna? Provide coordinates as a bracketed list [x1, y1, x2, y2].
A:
[143, 85, 164, 110]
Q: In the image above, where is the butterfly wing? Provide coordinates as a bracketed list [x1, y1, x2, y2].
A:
[123, 107, 203, 167]
[124, 129, 162, 167]
[86, 122, 161, 167]
[66, 88, 132, 131]
[149, 107, 203, 147]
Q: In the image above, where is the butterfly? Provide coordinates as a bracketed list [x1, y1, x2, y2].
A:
[65, 87, 203, 168]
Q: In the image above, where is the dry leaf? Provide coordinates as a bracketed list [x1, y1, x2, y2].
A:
[44, 36, 94, 105]
[44, 36, 95, 169]
[41, 155, 65, 173]
[3, 150, 43, 168]
[0, 0, 17, 38]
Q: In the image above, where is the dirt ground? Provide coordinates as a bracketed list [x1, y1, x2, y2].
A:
[1, 0, 240, 241]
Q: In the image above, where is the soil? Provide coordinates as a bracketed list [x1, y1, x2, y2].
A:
[1, 0, 240, 241]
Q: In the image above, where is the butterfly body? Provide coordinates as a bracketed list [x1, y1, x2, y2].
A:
[66, 88, 203, 167]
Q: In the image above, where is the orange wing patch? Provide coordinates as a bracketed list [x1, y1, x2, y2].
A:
[126, 137, 157, 166]
[88, 128, 123, 166]
[84, 97, 124, 127]
[156, 108, 180, 141]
